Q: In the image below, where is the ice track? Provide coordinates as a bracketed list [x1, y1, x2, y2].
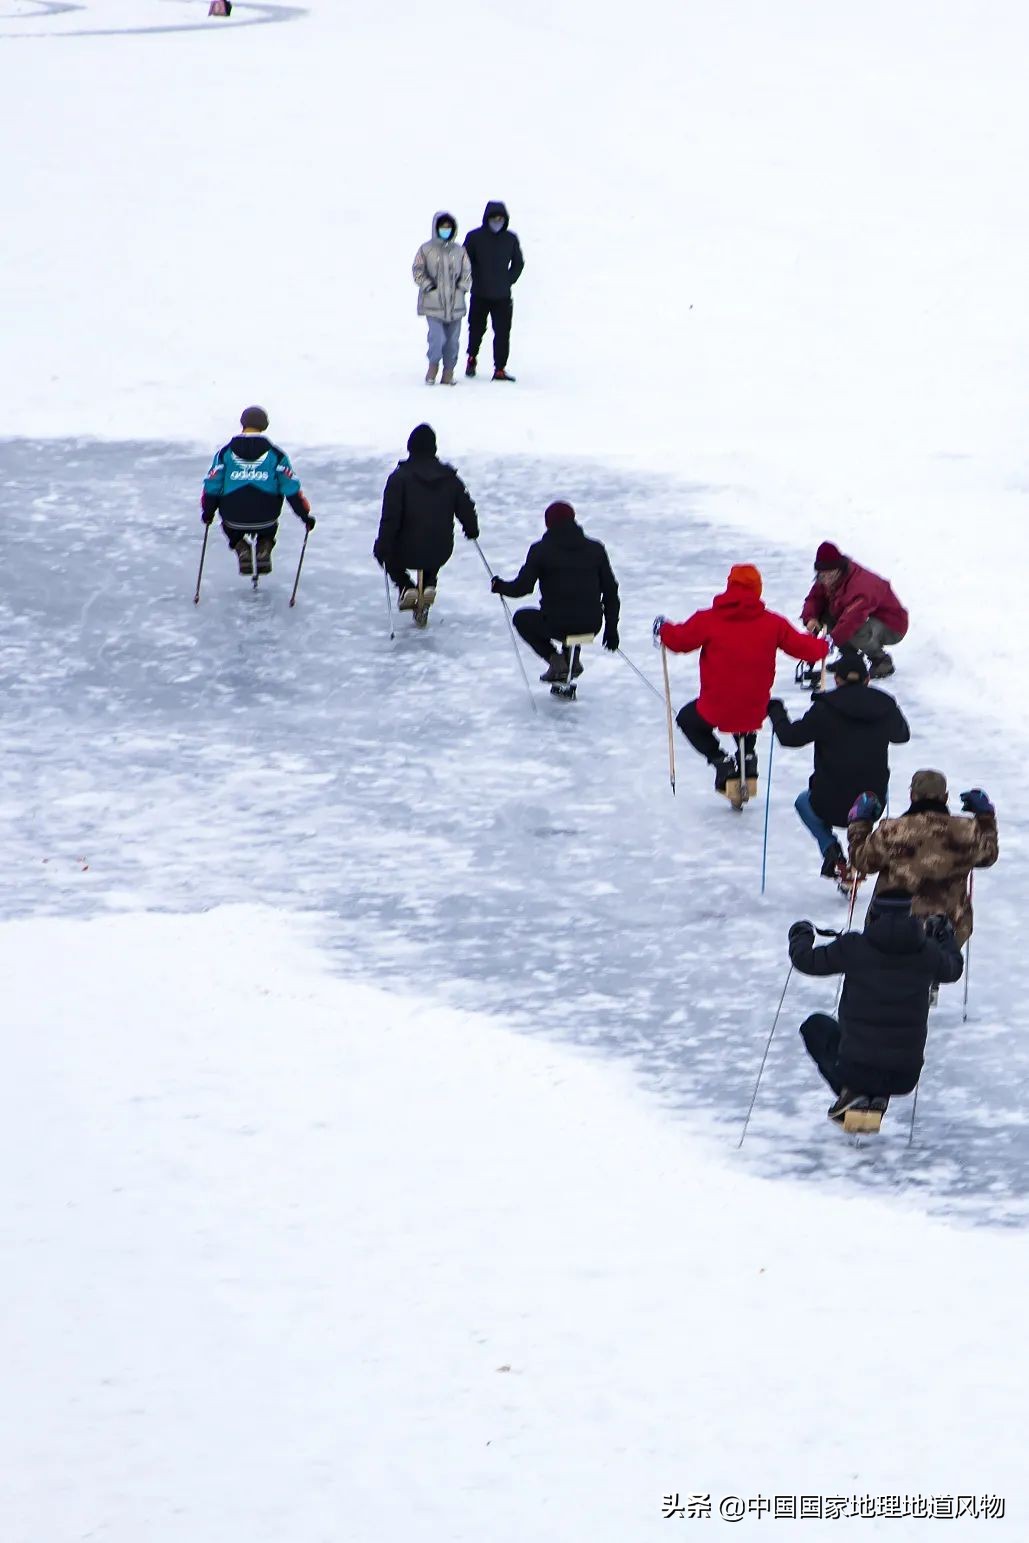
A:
[2, 436, 1026, 1225]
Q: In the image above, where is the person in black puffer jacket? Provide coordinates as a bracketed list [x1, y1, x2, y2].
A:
[374, 424, 479, 607]
[490, 502, 620, 683]
[463, 201, 525, 381]
[787, 891, 963, 1126]
[768, 648, 910, 880]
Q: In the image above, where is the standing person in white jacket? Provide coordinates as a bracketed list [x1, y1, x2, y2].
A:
[412, 211, 471, 385]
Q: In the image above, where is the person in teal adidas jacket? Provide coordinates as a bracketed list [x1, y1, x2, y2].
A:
[201, 405, 315, 577]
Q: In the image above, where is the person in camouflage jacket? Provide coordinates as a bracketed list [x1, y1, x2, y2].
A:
[847, 769, 998, 945]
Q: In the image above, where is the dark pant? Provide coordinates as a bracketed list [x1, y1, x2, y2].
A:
[847, 617, 902, 663]
[675, 699, 756, 766]
[513, 607, 592, 661]
[223, 520, 276, 551]
[800, 1012, 919, 1098]
[467, 295, 514, 369]
[387, 564, 439, 593]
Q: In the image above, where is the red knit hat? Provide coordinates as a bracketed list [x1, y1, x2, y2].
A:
[814, 541, 845, 571]
[727, 563, 763, 596]
[544, 501, 576, 529]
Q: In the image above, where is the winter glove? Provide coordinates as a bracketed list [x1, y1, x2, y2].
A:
[788, 920, 815, 943]
[465, 522, 479, 541]
[490, 575, 503, 594]
[960, 788, 994, 817]
[652, 615, 666, 648]
[848, 791, 883, 823]
[603, 624, 619, 653]
[923, 913, 955, 944]
[201, 509, 216, 525]
[805, 618, 822, 635]
[767, 697, 787, 721]
[303, 514, 316, 532]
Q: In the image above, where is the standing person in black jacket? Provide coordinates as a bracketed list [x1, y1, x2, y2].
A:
[464, 201, 525, 382]
[788, 891, 963, 1130]
[374, 424, 479, 611]
[768, 648, 910, 882]
[490, 502, 619, 683]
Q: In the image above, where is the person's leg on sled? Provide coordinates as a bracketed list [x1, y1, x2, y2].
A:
[513, 607, 582, 682]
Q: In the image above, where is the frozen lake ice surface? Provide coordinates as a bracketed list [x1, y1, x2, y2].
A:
[4, 436, 1024, 1226]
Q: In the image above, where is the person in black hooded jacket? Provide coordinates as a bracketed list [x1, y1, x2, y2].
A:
[787, 891, 963, 1127]
[768, 648, 910, 881]
[374, 424, 479, 608]
[463, 201, 525, 381]
[490, 502, 619, 683]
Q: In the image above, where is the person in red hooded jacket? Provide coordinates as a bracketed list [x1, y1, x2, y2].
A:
[655, 564, 828, 792]
[801, 542, 908, 679]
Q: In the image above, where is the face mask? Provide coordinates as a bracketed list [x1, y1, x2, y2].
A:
[437, 226, 454, 241]
[488, 216, 505, 232]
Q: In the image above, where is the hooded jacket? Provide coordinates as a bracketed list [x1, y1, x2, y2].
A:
[659, 583, 828, 734]
[492, 522, 619, 636]
[201, 435, 310, 530]
[769, 683, 910, 828]
[789, 901, 963, 1084]
[801, 555, 909, 647]
[463, 202, 525, 300]
[375, 454, 478, 572]
[412, 211, 472, 322]
[848, 802, 998, 945]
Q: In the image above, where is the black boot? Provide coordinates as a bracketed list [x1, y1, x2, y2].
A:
[713, 753, 737, 793]
[255, 535, 273, 574]
[820, 840, 846, 880]
[235, 538, 253, 576]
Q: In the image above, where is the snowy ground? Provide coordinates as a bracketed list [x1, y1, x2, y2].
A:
[3, 0, 1029, 1535]
[2, 907, 1025, 1543]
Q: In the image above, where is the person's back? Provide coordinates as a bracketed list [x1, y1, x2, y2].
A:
[201, 405, 313, 577]
[375, 424, 478, 597]
[848, 769, 998, 944]
[204, 434, 303, 532]
[784, 679, 909, 826]
[789, 892, 963, 1101]
[522, 520, 615, 634]
[661, 568, 826, 734]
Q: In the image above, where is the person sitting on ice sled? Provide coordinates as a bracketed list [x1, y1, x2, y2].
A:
[489, 501, 620, 684]
[768, 648, 910, 883]
[788, 891, 963, 1132]
[654, 565, 828, 797]
[847, 769, 998, 949]
[201, 406, 314, 577]
[374, 424, 479, 612]
[800, 541, 908, 681]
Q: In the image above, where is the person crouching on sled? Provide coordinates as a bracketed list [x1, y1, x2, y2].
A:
[654, 564, 828, 800]
[787, 892, 963, 1132]
[201, 406, 314, 576]
[768, 648, 910, 882]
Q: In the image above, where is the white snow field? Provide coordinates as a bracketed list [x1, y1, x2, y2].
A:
[1, 909, 1025, 1543]
[2, 0, 1029, 1538]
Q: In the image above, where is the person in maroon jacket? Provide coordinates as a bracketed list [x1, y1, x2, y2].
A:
[655, 564, 828, 793]
[801, 542, 908, 679]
